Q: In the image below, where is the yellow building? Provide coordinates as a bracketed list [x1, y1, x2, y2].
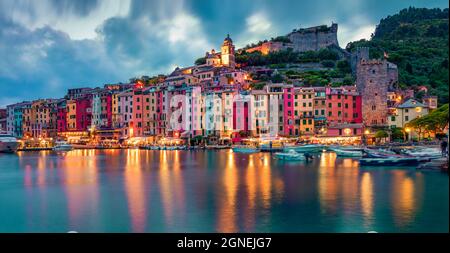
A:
[389, 99, 430, 138]
[112, 93, 120, 128]
[66, 100, 77, 130]
[294, 88, 315, 136]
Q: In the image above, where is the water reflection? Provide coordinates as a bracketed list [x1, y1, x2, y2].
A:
[63, 150, 99, 230]
[318, 153, 339, 214]
[124, 149, 147, 233]
[360, 172, 374, 227]
[217, 150, 238, 232]
[391, 171, 417, 228]
[244, 155, 256, 231]
[4, 149, 447, 233]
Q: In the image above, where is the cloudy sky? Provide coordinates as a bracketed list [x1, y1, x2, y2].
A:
[0, 0, 448, 106]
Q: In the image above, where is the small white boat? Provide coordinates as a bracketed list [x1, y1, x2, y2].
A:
[0, 133, 20, 153]
[232, 145, 260, 153]
[402, 147, 441, 158]
[206, 145, 230, 150]
[275, 150, 306, 160]
[329, 147, 363, 157]
[52, 141, 73, 151]
[283, 144, 325, 153]
[328, 145, 363, 152]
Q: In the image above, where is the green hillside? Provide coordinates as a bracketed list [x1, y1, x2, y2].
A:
[347, 7, 449, 104]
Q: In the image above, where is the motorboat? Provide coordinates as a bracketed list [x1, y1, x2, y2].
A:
[327, 145, 364, 152]
[52, 141, 73, 151]
[362, 148, 404, 158]
[360, 157, 431, 166]
[232, 145, 260, 153]
[329, 147, 363, 157]
[206, 145, 230, 150]
[0, 133, 20, 153]
[283, 144, 325, 153]
[400, 147, 441, 158]
[274, 149, 306, 161]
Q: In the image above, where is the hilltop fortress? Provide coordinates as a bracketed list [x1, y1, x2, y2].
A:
[288, 23, 339, 52]
[246, 23, 339, 54]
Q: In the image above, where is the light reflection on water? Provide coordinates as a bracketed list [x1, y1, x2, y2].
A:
[0, 149, 447, 232]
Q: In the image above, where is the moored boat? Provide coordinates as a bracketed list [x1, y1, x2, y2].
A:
[205, 145, 230, 150]
[329, 147, 363, 157]
[400, 147, 441, 158]
[52, 141, 73, 151]
[232, 145, 260, 153]
[362, 148, 404, 158]
[360, 157, 431, 166]
[0, 133, 20, 153]
[274, 149, 306, 161]
[327, 145, 363, 152]
[283, 144, 325, 153]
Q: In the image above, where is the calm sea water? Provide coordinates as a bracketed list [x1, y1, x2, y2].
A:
[0, 149, 448, 233]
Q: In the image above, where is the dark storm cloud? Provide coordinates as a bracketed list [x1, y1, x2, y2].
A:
[0, 15, 121, 105]
[0, 0, 448, 106]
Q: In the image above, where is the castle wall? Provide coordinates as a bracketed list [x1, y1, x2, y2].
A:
[288, 23, 339, 52]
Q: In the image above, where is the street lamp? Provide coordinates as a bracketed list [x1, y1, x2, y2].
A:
[405, 127, 411, 142]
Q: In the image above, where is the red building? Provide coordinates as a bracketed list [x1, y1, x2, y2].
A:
[100, 91, 113, 128]
[326, 86, 362, 124]
[57, 100, 67, 133]
[76, 96, 93, 131]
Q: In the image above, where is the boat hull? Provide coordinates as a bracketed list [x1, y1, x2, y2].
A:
[274, 152, 306, 161]
[283, 145, 324, 153]
[360, 157, 431, 166]
[52, 147, 73, 152]
[232, 147, 260, 153]
[0, 141, 20, 153]
[330, 148, 363, 157]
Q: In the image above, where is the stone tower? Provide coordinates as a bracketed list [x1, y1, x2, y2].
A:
[356, 59, 394, 127]
[351, 47, 369, 76]
[221, 34, 236, 69]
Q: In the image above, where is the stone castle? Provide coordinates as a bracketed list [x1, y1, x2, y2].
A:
[245, 23, 339, 54]
[288, 23, 339, 52]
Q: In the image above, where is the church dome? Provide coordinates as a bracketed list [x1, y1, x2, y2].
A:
[223, 34, 233, 44]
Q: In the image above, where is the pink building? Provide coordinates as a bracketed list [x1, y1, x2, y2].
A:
[326, 86, 362, 124]
[155, 88, 166, 136]
[233, 93, 250, 136]
[282, 87, 295, 136]
[326, 123, 363, 137]
[132, 86, 145, 137]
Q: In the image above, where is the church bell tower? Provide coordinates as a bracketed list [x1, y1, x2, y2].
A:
[221, 34, 236, 69]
